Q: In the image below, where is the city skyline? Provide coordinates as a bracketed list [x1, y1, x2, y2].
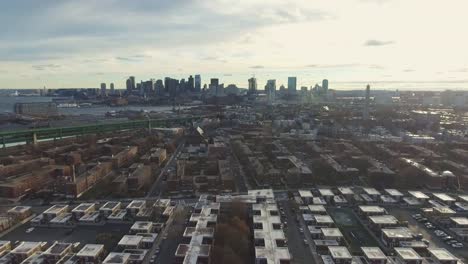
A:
[1, 0, 468, 89]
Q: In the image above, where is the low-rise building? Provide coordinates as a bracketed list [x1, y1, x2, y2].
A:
[381, 228, 414, 248]
[427, 248, 459, 264]
[126, 200, 146, 216]
[72, 203, 96, 220]
[100, 202, 121, 218]
[328, 246, 352, 264]
[10, 241, 45, 263]
[76, 244, 105, 264]
[43, 205, 69, 222]
[103, 252, 131, 264]
[394, 247, 422, 264]
[130, 222, 153, 234]
[368, 215, 399, 229]
[321, 228, 343, 242]
[7, 206, 32, 221]
[358, 206, 387, 216]
[118, 235, 143, 250]
[361, 247, 387, 264]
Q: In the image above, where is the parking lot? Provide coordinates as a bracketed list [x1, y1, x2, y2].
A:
[388, 208, 468, 260]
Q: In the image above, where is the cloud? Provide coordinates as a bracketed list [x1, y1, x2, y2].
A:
[32, 64, 61, 71]
[364, 39, 395, 46]
[305, 64, 360, 68]
[250, 65, 264, 69]
[403, 69, 415, 72]
[115, 54, 151, 62]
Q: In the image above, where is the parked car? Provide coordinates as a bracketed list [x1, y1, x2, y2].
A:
[452, 243, 464, 248]
[442, 236, 453, 241]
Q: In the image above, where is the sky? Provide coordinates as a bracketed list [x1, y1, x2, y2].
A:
[0, 0, 468, 90]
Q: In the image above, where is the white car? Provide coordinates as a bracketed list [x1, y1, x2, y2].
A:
[25, 227, 34, 233]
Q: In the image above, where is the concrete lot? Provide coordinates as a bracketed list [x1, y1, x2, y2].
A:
[388, 208, 468, 260]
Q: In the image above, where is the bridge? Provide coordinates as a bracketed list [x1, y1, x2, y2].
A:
[0, 115, 216, 147]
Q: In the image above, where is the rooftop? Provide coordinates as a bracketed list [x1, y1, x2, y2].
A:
[103, 252, 131, 264]
[43, 204, 68, 215]
[100, 201, 121, 210]
[11, 241, 43, 254]
[308, 205, 326, 213]
[131, 221, 153, 230]
[118, 235, 143, 247]
[319, 188, 334, 197]
[394, 247, 422, 260]
[76, 244, 104, 257]
[381, 227, 413, 239]
[321, 228, 343, 237]
[428, 248, 459, 261]
[433, 193, 456, 202]
[358, 205, 386, 214]
[450, 217, 468, 226]
[362, 188, 381, 196]
[408, 191, 429, 199]
[328, 246, 352, 259]
[338, 187, 354, 195]
[384, 189, 403, 196]
[369, 215, 398, 225]
[315, 215, 334, 224]
[361, 247, 387, 260]
[126, 200, 146, 209]
[298, 190, 313, 198]
[7, 206, 32, 214]
[43, 242, 72, 256]
[72, 203, 95, 213]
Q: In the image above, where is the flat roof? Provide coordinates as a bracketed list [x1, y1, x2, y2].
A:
[382, 227, 413, 239]
[100, 201, 121, 210]
[308, 205, 326, 213]
[328, 246, 352, 259]
[126, 200, 146, 209]
[313, 197, 327, 205]
[433, 206, 456, 214]
[72, 203, 95, 212]
[7, 206, 31, 214]
[363, 188, 381, 196]
[11, 241, 43, 254]
[408, 191, 429, 199]
[403, 197, 421, 206]
[298, 190, 313, 198]
[338, 187, 354, 195]
[43, 204, 68, 215]
[103, 252, 131, 264]
[118, 235, 143, 247]
[428, 248, 459, 261]
[358, 205, 386, 213]
[394, 247, 422, 260]
[315, 215, 334, 224]
[384, 189, 403, 196]
[450, 217, 468, 226]
[108, 209, 127, 220]
[131, 221, 153, 230]
[76, 244, 104, 257]
[361, 247, 386, 260]
[321, 228, 343, 237]
[458, 195, 468, 203]
[369, 215, 398, 225]
[80, 211, 100, 222]
[319, 189, 334, 196]
[43, 242, 72, 255]
[50, 213, 72, 224]
[433, 193, 456, 202]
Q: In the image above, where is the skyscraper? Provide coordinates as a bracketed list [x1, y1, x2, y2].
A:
[322, 79, 329, 93]
[110, 83, 115, 95]
[129, 76, 136, 90]
[188, 75, 195, 91]
[194, 75, 201, 92]
[155, 79, 164, 95]
[126, 78, 132, 92]
[364, 84, 370, 120]
[100, 83, 107, 97]
[288, 77, 297, 94]
[248, 77, 257, 95]
[265, 79, 276, 103]
[210, 78, 219, 87]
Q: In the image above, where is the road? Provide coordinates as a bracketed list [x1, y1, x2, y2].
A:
[146, 139, 185, 198]
[279, 200, 317, 264]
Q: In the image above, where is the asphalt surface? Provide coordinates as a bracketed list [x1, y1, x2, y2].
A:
[279, 200, 316, 264]
[389, 208, 468, 260]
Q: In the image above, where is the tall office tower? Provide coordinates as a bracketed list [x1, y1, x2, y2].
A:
[188, 75, 195, 91]
[210, 78, 219, 87]
[100, 83, 107, 97]
[165, 78, 179, 98]
[110, 83, 115, 95]
[248, 77, 257, 94]
[129, 76, 136, 90]
[265, 79, 276, 103]
[194, 75, 201, 92]
[179, 79, 186, 93]
[322, 79, 329, 93]
[364, 84, 370, 120]
[288, 77, 297, 94]
[155, 79, 164, 95]
[126, 78, 132, 92]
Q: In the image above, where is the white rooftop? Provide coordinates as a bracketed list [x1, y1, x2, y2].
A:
[394, 247, 422, 260]
[381, 227, 413, 239]
[359, 205, 386, 214]
[363, 188, 381, 196]
[385, 189, 403, 196]
[369, 215, 398, 225]
[118, 235, 143, 247]
[77, 244, 104, 258]
[308, 205, 326, 213]
[319, 189, 334, 197]
[328, 246, 352, 259]
[361, 247, 387, 260]
[450, 217, 468, 226]
[103, 252, 131, 264]
[321, 228, 343, 238]
[298, 190, 313, 198]
[72, 203, 95, 213]
[338, 187, 354, 195]
[433, 193, 456, 202]
[428, 248, 459, 261]
[43, 204, 68, 215]
[408, 191, 429, 199]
